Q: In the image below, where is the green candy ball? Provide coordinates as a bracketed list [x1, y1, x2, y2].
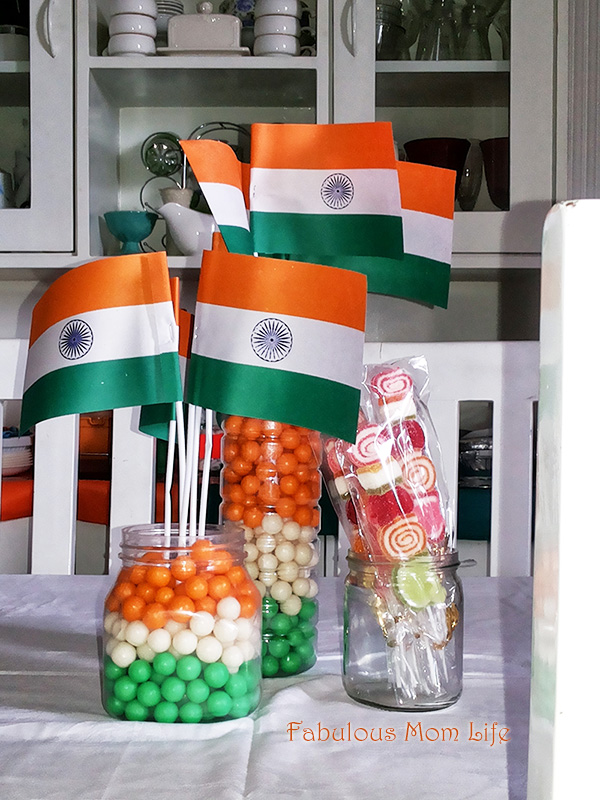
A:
[295, 642, 316, 665]
[297, 620, 316, 639]
[128, 659, 152, 684]
[286, 629, 306, 648]
[104, 694, 126, 718]
[161, 676, 186, 703]
[269, 614, 292, 636]
[113, 675, 137, 703]
[104, 658, 126, 682]
[124, 699, 149, 721]
[154, 701, 179, 723]
[204, 662, 230, 689]
[228, 695, 252, 719]
[206, 690, 233, 718]
[262, 654, 280, 677]
[262, 597, 278, 617]
[186, 678, 210, 704]
[179, 702, 203, 723]
[136, 681, 161, 708]
[152, 651, 177, 676]
[224, 673, 247, 699]
[267, 637, 290, 659]
[279, 651, 302, 674]
[176, 655, 202, 682]
[299, 599, 317, 620]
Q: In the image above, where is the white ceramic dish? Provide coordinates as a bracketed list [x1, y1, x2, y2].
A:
[253, 32, 300, 56]
[107, 32, 156, 55]
[0, 32, 29, 60]
[254, 14, 300, 37]
[110, 0, 158, 19]
[156, 45, 250, 56]
[109, 13, 157, 37]
[168, 13, 242, 50]
[254, 0, 301, 19]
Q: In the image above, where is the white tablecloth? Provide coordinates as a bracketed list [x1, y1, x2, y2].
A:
[0, 575, 532, 800]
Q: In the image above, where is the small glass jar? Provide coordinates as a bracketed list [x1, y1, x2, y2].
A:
[101, 523, 262, 723]
[343, 550, 463, 710]
[219, 415, 322, 677]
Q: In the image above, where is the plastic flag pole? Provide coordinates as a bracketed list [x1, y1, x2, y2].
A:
[198, 408, 214, 539]
[163, 417, 177, 543]
[188, 405, 202, 539]
[175, 400, 187, 544]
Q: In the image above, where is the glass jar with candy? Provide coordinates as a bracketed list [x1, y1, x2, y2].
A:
[102, 523, 262, 723]
[219, 415, 321, 677]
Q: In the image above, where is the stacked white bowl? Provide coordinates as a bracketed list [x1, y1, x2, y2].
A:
[156, 0, 185, 47]
[107, 0, 158, 56]
[253, 0, 301, 56]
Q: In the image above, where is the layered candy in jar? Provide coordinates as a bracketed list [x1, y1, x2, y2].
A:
[102, 523, 262, 723]
[220, 416, 321, 677]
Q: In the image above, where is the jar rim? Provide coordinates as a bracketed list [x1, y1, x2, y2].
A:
[346, 549, 460, 570]
[119, 522, 245, 561]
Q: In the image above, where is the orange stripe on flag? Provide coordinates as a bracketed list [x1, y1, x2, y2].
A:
[179, 309, 193, 358]
[29, 253, 173, 346]
[250, 122, 398, 170]
[170, 277, 180, 326]
[180, 139, 245, 190]
[241, 162, 250, 209]
[397, 161, 455, 219]
[197, 251, 367, 331]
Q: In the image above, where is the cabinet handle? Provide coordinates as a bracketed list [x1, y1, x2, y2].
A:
[340, 0, 357, 57]
[42, 0, 57, 58]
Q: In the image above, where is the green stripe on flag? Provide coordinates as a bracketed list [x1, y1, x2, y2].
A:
[187, 355, 360, 444]
[21, 353, 182, 432]
[139, 402, 176, 441]
[250, 212, 404, 259]
[218, 225, 254, 255]
[291, 253, 451, 308]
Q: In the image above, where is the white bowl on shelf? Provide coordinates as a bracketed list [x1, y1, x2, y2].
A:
[253, 32, 300, 56]
[110, 0, 158, 18]
[254, 14, 300, 37]
[109, 13, 157, 37]
[2, 435, 33, 477]
[254, 0, 301, 19]
[107, 32, 156, 55]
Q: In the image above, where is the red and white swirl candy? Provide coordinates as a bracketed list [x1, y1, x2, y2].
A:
[377, 516, 427, 560]
[371, 368, 413, 403]
[412, 491, 446, 544]
[401, 454, 437, 493]
[347, 424, 390, 467]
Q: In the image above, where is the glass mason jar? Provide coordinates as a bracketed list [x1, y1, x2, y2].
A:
[102, 523, 262, 723]
[343, 550, 463, 710]
[219, 415, 321, 677]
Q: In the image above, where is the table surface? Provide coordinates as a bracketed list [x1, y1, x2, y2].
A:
[0, 575, 532, 800]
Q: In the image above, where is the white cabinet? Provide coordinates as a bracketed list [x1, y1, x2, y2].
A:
[0, 0, 74, 253]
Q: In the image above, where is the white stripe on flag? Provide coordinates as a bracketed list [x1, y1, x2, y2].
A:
[193, 302, 364, 389]
[401, 209, 454, 263]
[200, 183, 250, 229]
[24, 302, 178, 392]
[250, 168, 402, 216]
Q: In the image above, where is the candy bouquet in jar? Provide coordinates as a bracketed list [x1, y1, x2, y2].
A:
[323, 357, 464, 710]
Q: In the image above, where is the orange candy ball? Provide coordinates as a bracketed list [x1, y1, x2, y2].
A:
[142, 602, 168, 630]
[170, 556, 196, 582]
[276, 452, 298, 475]
[145, 565, 172, 588]
[121, 595, 146, 622]
[207, 574, 233, 600]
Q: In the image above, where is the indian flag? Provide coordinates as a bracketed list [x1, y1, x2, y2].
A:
[186, 250, 367, 443]
[20, 253, 183, 433]
[249, 122, 404, 259]
[180, 139, 253, 255]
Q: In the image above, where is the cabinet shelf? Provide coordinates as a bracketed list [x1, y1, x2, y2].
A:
[0, 61, 29, 105]
[376, 69, 509, 108]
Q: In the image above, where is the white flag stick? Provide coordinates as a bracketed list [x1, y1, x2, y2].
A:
[175, 400, 187, 543]
[189, 405, 202, 540]
[198, 407, 214, 539]
[163, 417, 177, 542]
[179, 403, 196, 545]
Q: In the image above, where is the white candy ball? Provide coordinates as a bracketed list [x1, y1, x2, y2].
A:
[256, 533, 277, 553]
[292, 577, 310, 597]
[261, 513, 283, 534]
[246, 561, 259, 580]
[308, 549, 320, 568]
[259, 570, 277, 587]
[111, 617, 128, 641]
[136, 642, 156, 662]
[254, 579, 266, 597]
[307, 578, 319, 598]
[282, 520, 301, 541]
[242, 525, 254, 542]
[299, 525, 317, 543]
[189, 610, 215, 638]
[172, 629, 199, 656]
[274, 542, 295, 563]
[235, 617, 254, 641]
[244, 542, 259, 563]
[165, 619, 186, 636]
[105, 636, 118, 656]
[217, 596, 241, 621]
[258, 552, 278, 571]
[270, 580, 293, 602]
[168, 645, 182, 659]
[196, 635, 223, 663]
[125, 620, 149, 647]
[147, 627, 171, 653]
[280, 594, 302, 616]
[277, 560, 299, 582]
[294, 543, 313, 566]
[111, 641, 137, 668]
[220, 644, 244, 672]
[238, 640, 256, 661]
[104, 611, 119, 634]
[213, 618, 238, 645]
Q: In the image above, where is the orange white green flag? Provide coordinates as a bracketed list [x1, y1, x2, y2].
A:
[186, 250, 367, 443]
[20, 252, 183, 432]
[249, 121, 404, 259]
[180, 138, 253, 255]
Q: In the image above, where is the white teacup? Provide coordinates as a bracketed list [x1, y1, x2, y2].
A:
[254, 14, 300, 37]
[107, 32, 156, 55]
[109, 13, 157, 37]
[109, 0, 158, 18]
[159, 203, 217, 256]
[254, 0, 301, 18]
[253, 33, 300, 56]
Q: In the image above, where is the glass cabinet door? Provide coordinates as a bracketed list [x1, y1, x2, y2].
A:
[331, 0, 555, 254]
[0, 0, 73, 252]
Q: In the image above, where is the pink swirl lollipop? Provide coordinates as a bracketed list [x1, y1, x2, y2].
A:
[402, 454, 437, 493]
[347, 424, 386, 467]
[377, 516, 427, 560]
[371, 367, 413, 403]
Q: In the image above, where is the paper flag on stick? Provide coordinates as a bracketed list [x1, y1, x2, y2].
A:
[186, 250, 367, 443]
[180, 138, 253, 255]
[20, 252, 183, 432]
[249, 121, 404, 259]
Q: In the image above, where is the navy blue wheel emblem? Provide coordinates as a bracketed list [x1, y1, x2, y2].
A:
[58, 319, 94, 360]
[320, 173, 354, 209]
[250, 318, 293, 363]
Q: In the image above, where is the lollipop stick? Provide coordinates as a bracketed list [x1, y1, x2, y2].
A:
[198, 408, 214, 539]
[163, 417, 177, 542]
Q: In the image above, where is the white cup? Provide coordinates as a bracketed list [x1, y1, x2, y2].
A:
[254, 0, 302, 19]
[109, 0, 158, 19]
[107, 32, 156, 55]
[254, 14, 300, 37]
[109, 13, 157, 37]
[253, 32, 300, 56]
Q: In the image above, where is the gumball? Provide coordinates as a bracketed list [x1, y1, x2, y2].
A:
[125, 621, 150, 647]
[190, 611, 215, 638]
[172, 629, 198, 656]
[280, 595, 302, 616]
[195, 635, 223, 663]
[111, 641, 137, 669]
